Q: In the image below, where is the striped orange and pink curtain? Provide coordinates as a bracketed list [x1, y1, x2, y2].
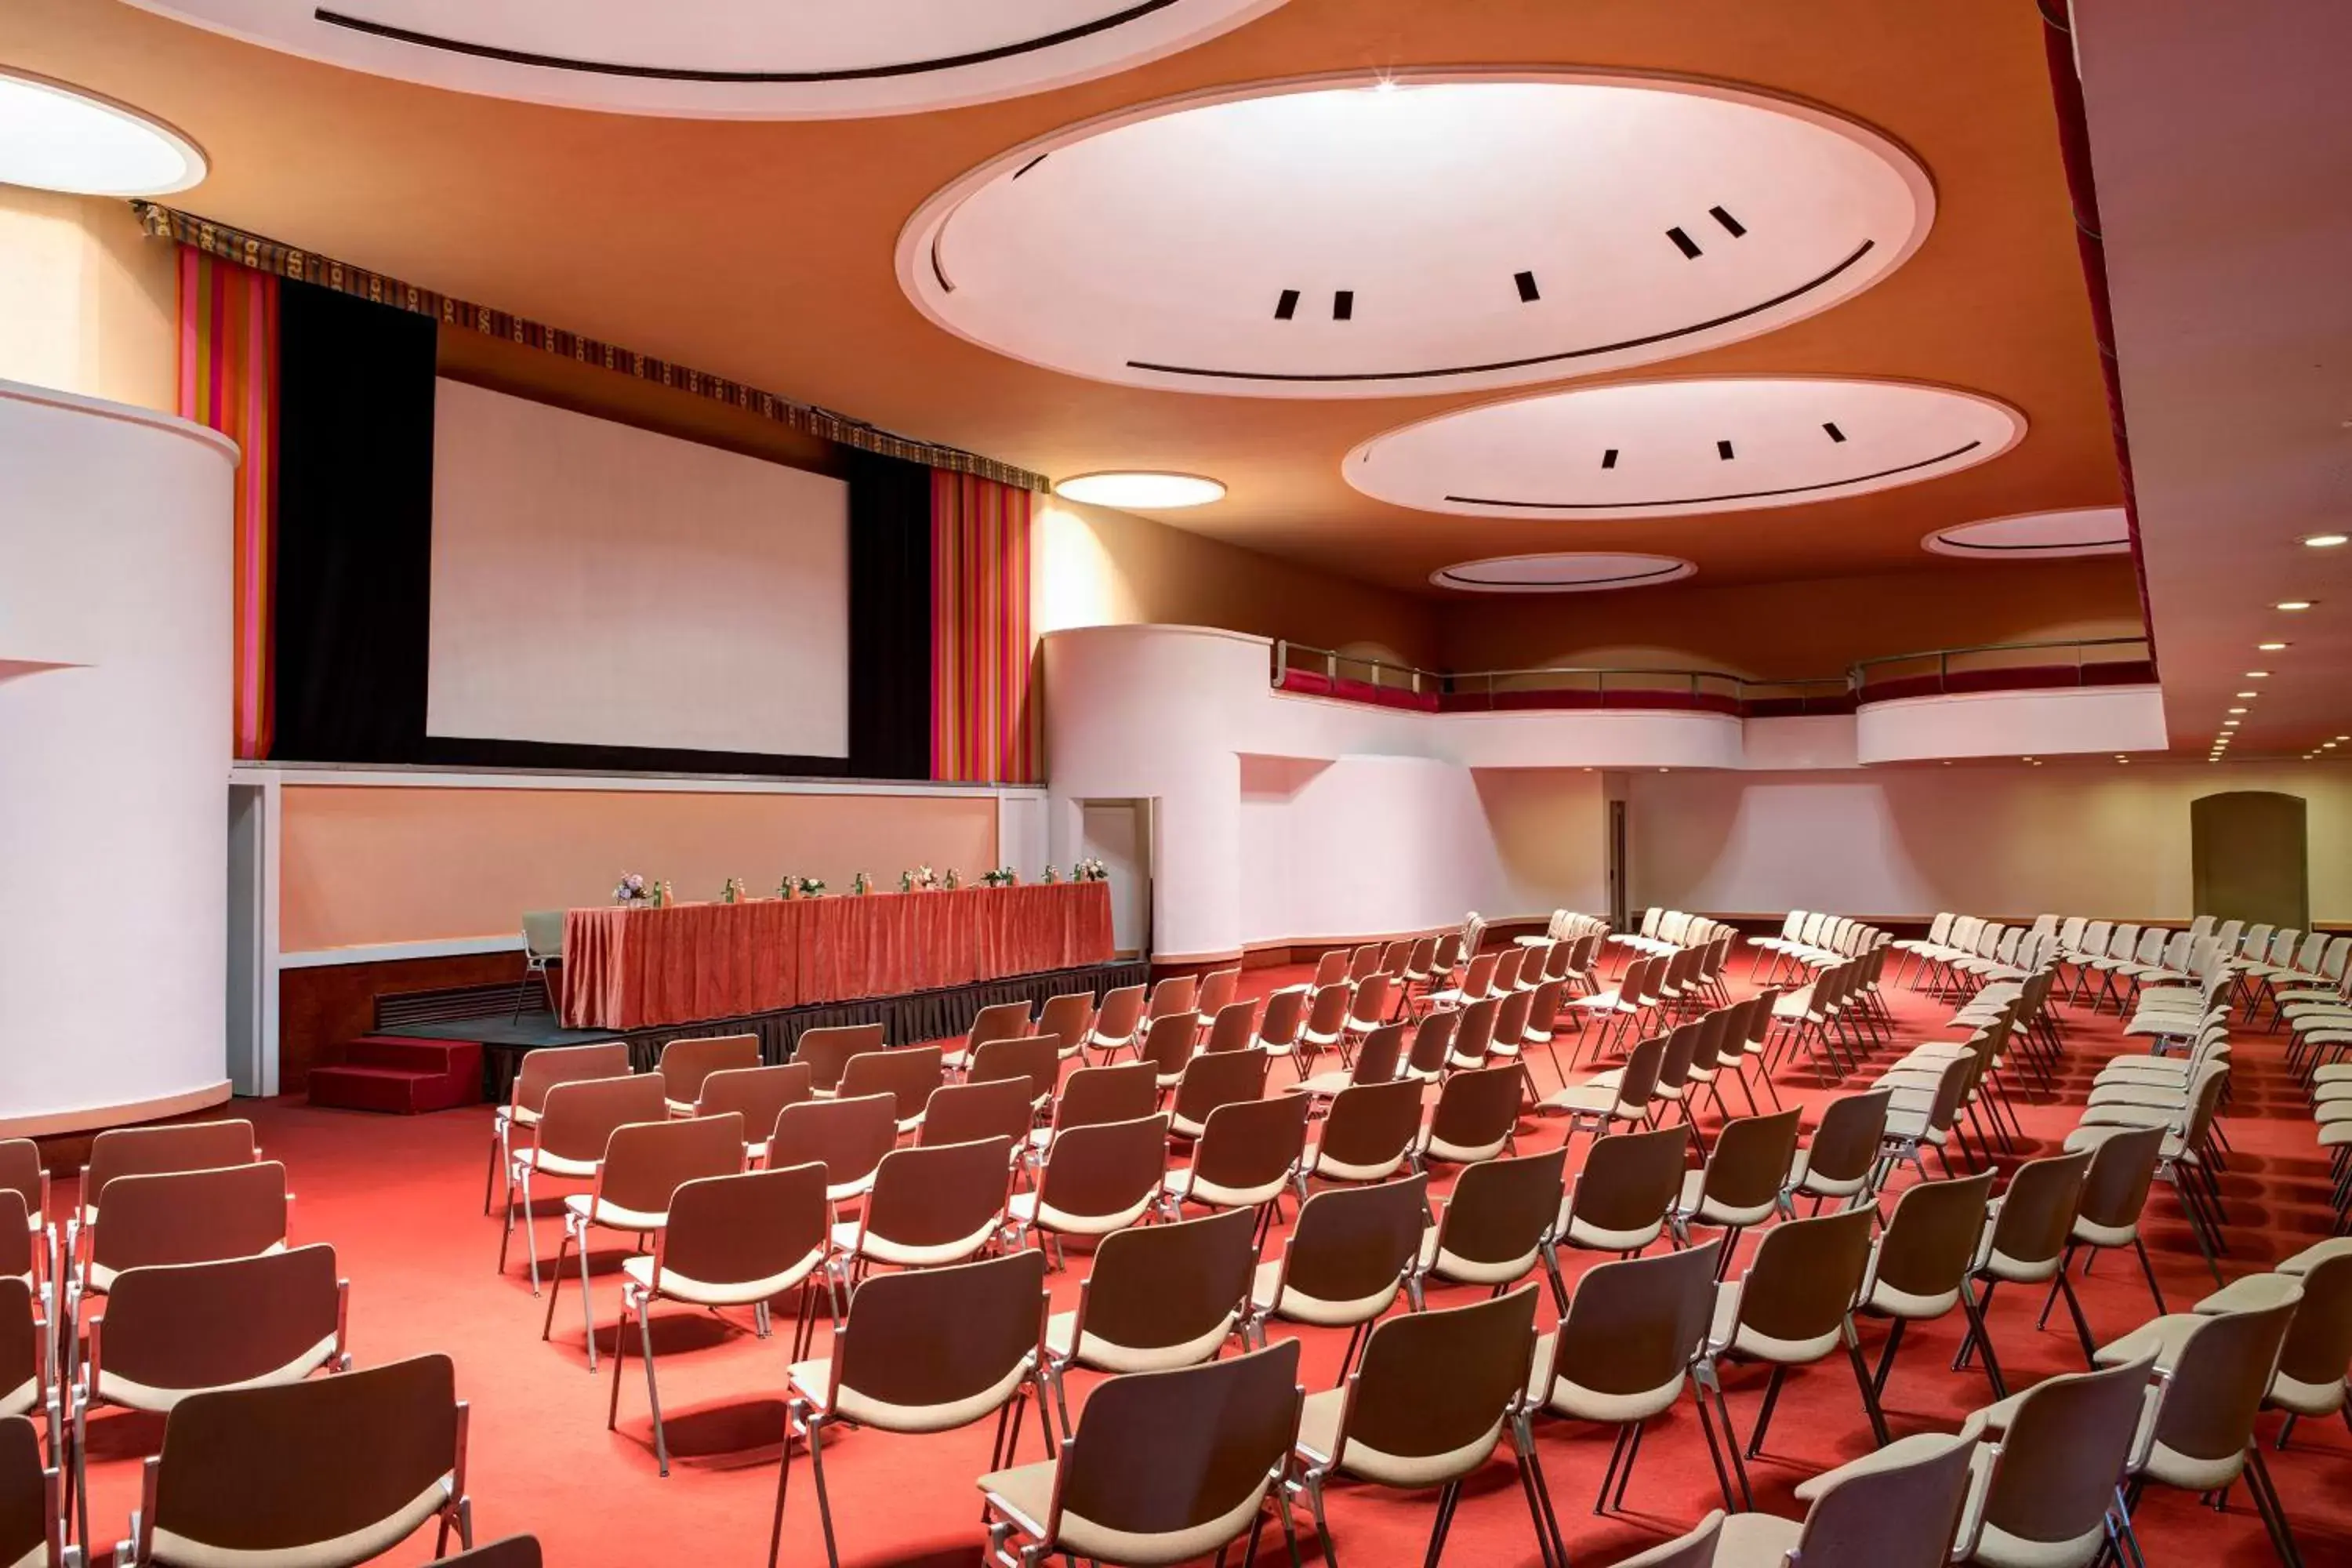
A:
[177, 249, 280, 759]
[931, 471, 1040, 783]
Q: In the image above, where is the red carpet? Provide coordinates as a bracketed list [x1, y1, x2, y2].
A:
[63, 962, 2352, 1566]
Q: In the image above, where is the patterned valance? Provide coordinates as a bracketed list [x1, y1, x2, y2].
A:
[134, 201, 1050, 492]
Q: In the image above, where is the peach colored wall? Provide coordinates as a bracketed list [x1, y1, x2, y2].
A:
[1435, 560, 2146, 681]
[279, 786, 1000, 951]
[0, 188, 175, 412]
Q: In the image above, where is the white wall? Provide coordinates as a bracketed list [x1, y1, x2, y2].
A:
[0, 379, 235, 1134]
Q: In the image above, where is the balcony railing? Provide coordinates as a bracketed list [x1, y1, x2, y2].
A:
[1848, 636, 2155, 703]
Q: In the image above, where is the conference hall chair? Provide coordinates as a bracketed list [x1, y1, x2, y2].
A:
[830, 1136, 1014, 1284]
[0, 1195, 50, 1409]
[920, 1079, 1036, 1152]
[1295, 1021, 1405, 1103]
[0, 1276, 50, 1463]
[114, 1352, 471, 1568]
[1144, 974, 1198, 1030]
[1396, 1011, 1459, 1085]
[695, 1062, 812, 1163]
[78, 1120, 256, 1230]
[78, 1162, 289, 1312]
[1289, 1285, 1548, 1566]
[770, 1250, 1051, 1568]
[1134, 1012, 1199, 1098]
[1569, 954, 1653, 1063]
[1295, 983, 1356, 1081]
[1957, 1353, 2158, 1568]
[434, 1537, 541, 1568]
[1520, 1240, 1733, 1523]
[499, 1073, 667, 1295]
[1669, 1108, 1801, 1278]
[1347, 945, 1383, 985]
[1853, 1170, 2001, 1406]
[1163, 1091, 1312, 1243]
[1246, 1176, 1429, 1386]
[1784, 1088, 1893, 1216]
[2063, 1067, 2234, 1285]
[1417, 1147, 1564, 1298]
[1309, 949, 1350, 991]
[1167, 1046, 1270, 1140]
[965, 1033, 1062, 1119]
[1513, 978, 1572, 1089]
[944, 1000, 1035, 1076]
[1253, 986, 1310, 1069]
[1027, 1061, 1159, 1167]
[1398, 936, 1439, 1002]
[655, 1032, 760, 1115]
[1486, 987, 1534, 1068]
[1200, 998, 1258, 1056]
[1955, 1150, 2095, 1377]
[545, 1112, 745, 1370]
[1343, 976, 1398, 1062]
[1698, 1205, 1887, 1508]
[485, 1043, 630, 1214]
[70, 1245, 348, 1547]
[1541, 1123, 1687, 1309]
[1446, 995, 1502, 1072]
[1876, 1052, 1976, 1185]
[1608, 1514, 1722, 1568]
[769, 1094, 897, 1214]
[1428, 950, 1500, 1012]
[1543, 1033, 1666, 1158]
[1083, 984, 1146, 1062]
[1297, 1078, 1425, 1193]
[1036, 991, 1095, 1062]
[1192, 967, 1241, 1037]
[0, 1141, 49, 1276]
[0, 1414, 62, 1568]
[834, 1044, 944, 1138]
[1414, 1062, 1525, 1172]
[979, 1339, 1305, 1568]
[609, 1163, 834, 1475]
[1038, 1206, 1258, 1436]
[1007, 1115, 1170, 1269]
[2045, 1123, 2169, 1330]
[2190, 1250, 2352, 1447]
[793, 1024, 886, 1098]
[510, 909, 565, 1022]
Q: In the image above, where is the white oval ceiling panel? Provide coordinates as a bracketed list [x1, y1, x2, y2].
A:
[899, 71, 1934, 397]
[1348, 377, 2024, 518]
[1432, 552, 1695, 593]
[1925, 506, 2131, 559]
[118, 0, 1290, 119]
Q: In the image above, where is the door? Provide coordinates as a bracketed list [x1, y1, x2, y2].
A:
[227, 783, 268, 1096]
[1079, 799, 1153, 959]
[1606, 798, 1630, 931]
[2191, 790, 2308, 929]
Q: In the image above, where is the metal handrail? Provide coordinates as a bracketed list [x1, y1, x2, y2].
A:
[1848, 634, 2152, 691]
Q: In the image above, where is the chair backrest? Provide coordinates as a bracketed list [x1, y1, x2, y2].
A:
[1452, 996, 1501, 1064]
[655, 1033, 760, 1107]
[1791, 1417, 1982, 1568]
[768, 1094, 897, 1200]
[1431, 933, 1465, 975]
[1254, 987, 1308, 1049]
[1550, 1240, 1723, 1401]
[1311, 950, 1349, 989]
[145, 1353, 460, 1565]
[1424, 1063, 1525, 1161]
[1336, 1284, 1540, 1479]
[89, 1162, 289, 1279]
[1566, 1123, 1688, 1238]
[1304, 982, 1353, 1040]
[0, 1142, 40, 1229]
[0, 1415, 51, 1568]
[967, 1033, 1062, 1110]
[1036, 1116, 1170, 1227]
[1316, 1078, 1426, 1172]
[2276, 1253, 2352, 1394]
[656, 1163, 829, 1295]
[1401, 1011, 1457, 1077]
[862, 1137, 1014, 1253]
[1171, 1047, 1270, 1129]
[1065, 1207, 1258, 1368]
[1870, 1171, 1995, 1303]
[1146, 974, 1198, 1021]
[1040, 1339, 1301, 1558]
[2154, 1297, 2301, 1470]
[1804, 1090, 1895, 1189]
[827, 1250, 1047, 1433]
[1403, 936, 1438, 978]
[695, 1062, 813, 1138]
[1202, 999, 1258, 1055]
[1053, 1061, 1161, 1134]
[1092, 985, 1146, 1044]
[1606, 1512, 1722, 1568]
[2075, 1123, 2165, 1232]
[1348, 944, 1382, 983]
[519, 910, 565, 960]
[594, 1113, 744, 1218]
[1979, 1355, 2158, 1554]
[1735, 1205, 1875, 1347]
[1653, 1020, 1701, 1095]
[1350, 975, 1397, 1029]
[1037, 991, 1096, 1051]
[1987, 1151, 2092, 1271]
[95, 1244, 343, 1401]
[1458, 952, 1499, 1000]
[1137, 1013, 1197, 1080]
[793, 1023, 887, 1093]
[920, 1080, 1038, 1149]
[1699, 1108, 1802, 1211]
[1490, 947, 1527, 995]
[0, 1279, 36, 1429]
[0, 1190, 31, 1280]
[1275, 1177, 1428, 1314]
[510, 1042, 631, 1116]
[1432, 1148, 1564, 1275]
[84, 1119, 258, 1214]
[837, 1044, 946, 1128]
[1601, 1035, 1668, 1120]
[536, 1073, 669, 1165]
[1190, 1095, 1310, 1196]
[1493, 987, 1533, 1046]
[1196, 967, 1240, 1018]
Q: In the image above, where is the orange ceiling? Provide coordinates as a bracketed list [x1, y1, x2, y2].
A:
[13, 0, 2125, 594]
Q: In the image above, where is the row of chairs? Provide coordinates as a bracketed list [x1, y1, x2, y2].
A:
[1745, 911, 1893, 987]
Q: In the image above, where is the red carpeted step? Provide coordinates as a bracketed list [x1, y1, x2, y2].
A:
[308, 1036, 483, 1115]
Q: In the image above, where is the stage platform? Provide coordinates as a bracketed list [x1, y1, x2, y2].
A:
[376, 958, 1150, 1102]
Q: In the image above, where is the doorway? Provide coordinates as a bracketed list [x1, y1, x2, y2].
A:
[1078, 799, 1154, 960]
[2190, 790, 2308, 930]
[1606, 798, 1630, 931]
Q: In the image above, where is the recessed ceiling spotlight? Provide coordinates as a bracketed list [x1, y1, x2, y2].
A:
[0, 67, 207, 196]
[2259, 642, 2290, 651]
[2247, 670, 2271, 677]
[2337, 735, 2350, 741]
[2228, 707, 2248, 714]
[2303, 533, 2350, 548]
[2276, 601, 2315, 611]
[1053, 471, 1226, 509]
[2236, 691, 2259, 698]
[2223, 720, 2240, 727]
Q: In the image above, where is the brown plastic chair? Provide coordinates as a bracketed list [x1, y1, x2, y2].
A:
[0, 1414, 60, 1568]
[1959, 1150, 2094, 1375]
[920, 1079, 1037, 1151]
[1037, 992, 1095, 1061]
[0, 1140, 49, 1245]
[1786, 1088, 1893, 1214]
[1489, 987, 1534, 1065]
[1543, 1033, 1664, 1154]
[1040, 1207, 1258, 1432]
[1700, 1203, 1887, 1508]
[946, 1000, 1036, 1074]
[1608, 1513, 1722, 1568]
[769, 1093, 898, 1208]
[833, 1136, 1014, 1276]
[433, 1537, 540, 1568]
[1135, 1013, 1197, 1094]
[1163, 1095, 1312, 1229]
[1291, 1285, 1548, 1564]
[1168, 1047, 1270, 1139]
[0, 1273, 42, 1438]
[1254, 987, 1311, 1066]
[1419, 1147, 1565, 1296]
[978, 1338, 1304, 1568]
[120, 1352, 470, 1567]
[1521, 1239, 1733, 1525]
[82, 1161, 288, 1299]
[1192, 967, 1241, 1033]
[2049, 1123, 2169, 1327]
[1200, 998, 1258, 1056]
[773, 1250, 1051, 1568]
[485, 1043, 630, 1214]
[612, 1163, 834, 1475]
[1398, 1010, 1459, 1083]
[2202, 1254, 2352, 1445]
[1447, 996, 1501, 1071]
[1416, 1062, 1526, 1169]
[1296, 983, 1356, 1079]
[1084, 985, 1147, 1060]
[499, 1073, 668, 1294]
[695, 1063, 813, 1161]
[1740, 1414, 1984, 1568]
[1009, 1115, 1170, 1265]
[1670, 1108, 1802, 1276]
[1029, 1061, 1160, 1167]
[1299, 1078, 1425, 1189]
[1247, 1175, 1429, 1385]
[0, 1193, 47, 1397]
[81, 1120, 256, 1226]
[73, 1246, 347, 1546]
[655, 1032, 760, 1114]
[1543, 1123, 1689, 1308]
[1297, 1020, 1406, 1102]
[793, 1024, 886, 1097]
[1145, 975, 1197, 1026]
[1856, 1170, 2002, 1402]
[836, 1045, 944, 1136]
[546, 1113, 746, 1369]
[1961, 1354, 2157, 1568]
[1310, 949, 1350, 990]
[967, 1033, 1062, 1116]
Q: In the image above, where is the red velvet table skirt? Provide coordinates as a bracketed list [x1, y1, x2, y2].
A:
[561, 882, 1116, 1031]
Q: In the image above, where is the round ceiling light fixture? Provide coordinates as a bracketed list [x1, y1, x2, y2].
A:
[1052, 470, 1226, 510]
[1430, 551, 1696, 594]
[118, 0, 1290, 118]
[901, 70, 1933, 398]
[1348, 376, 2023, 519]
[1924, 505, 2130, 560]
[0, 67, 207, 196]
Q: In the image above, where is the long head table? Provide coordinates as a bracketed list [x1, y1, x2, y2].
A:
[561, 881, 1117, 1031]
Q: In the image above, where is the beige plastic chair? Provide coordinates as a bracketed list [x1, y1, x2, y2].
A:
[1414, 1062, 1525, 1170]
[1298, 1078, 1425, 1191]
[1084, 984, 1147, 1061]
[1247, 1176, 1429, 1386]
[2045, 1123, 2169, 1329]
[1007, 1115, 1170, 1267]
[1855, 1170, 2002, 1402]
[768, 1093, 897, 1210]
[1668, 1108, 1802, 1278]
[830, 1136, 1014, 1281]
[1417, 1147, 1565, 1298]
[1039, 1206, 1258, 1436]
[1785, 1088, 1893, 1214]
[1957, 1151, 2093, 1378]
[1541, 1123, 1688, 1311]
[1722, 1413, 1984, 1568]
[1161, 1094, 1310, 1235]
[2190, 1251, 2352, 1446]
[1542, 1034, 1664, 1156]
[655, 1033, 760, 1114]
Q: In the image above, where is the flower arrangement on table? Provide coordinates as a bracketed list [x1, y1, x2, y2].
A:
[1073, 858, 1110, 883]
[851, 871, 873, 896]
[902, 865, 939, 893]
[943, 868, 961, 891]
[720, 877, 749, 905]
[979, 866, 1018, 887]
[779, 875, 826, 900]
[615, 873, 664, 908]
